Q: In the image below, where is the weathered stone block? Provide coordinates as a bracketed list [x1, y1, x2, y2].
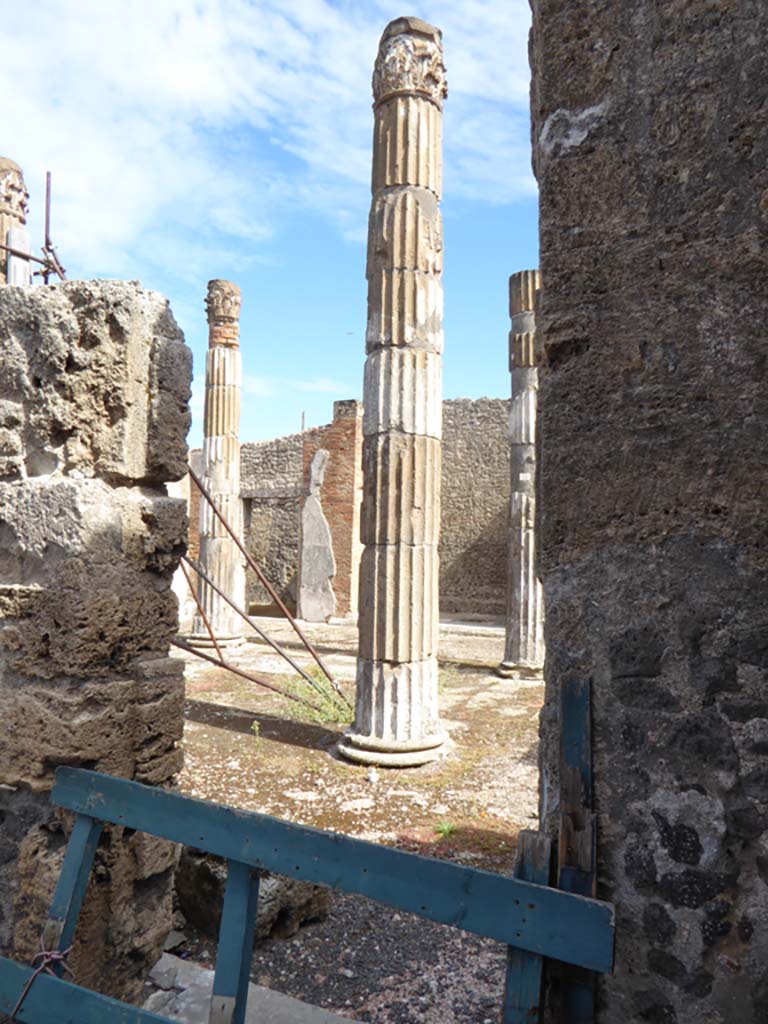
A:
[352, 658, 441, 743]
[0, 280, 191, 484]
[361, 433, 440, 547]
[531, 0, 768, 1017]
[362, 348, 442, 438]
[176, 849, 331, 942]
[0, 280, 191, 1001]
[357, 542, 438, 663]
[366, 188, 442, 276]
[365, 268, 444, 354]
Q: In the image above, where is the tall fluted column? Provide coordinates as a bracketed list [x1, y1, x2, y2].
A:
[497, 270, 545, 676]
[191, 280, 246, 642]
[0, 158, 32, 286]
[339, 17, 448, 767]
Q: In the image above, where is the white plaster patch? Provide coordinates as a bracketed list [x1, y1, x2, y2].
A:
[539, 102, 608, 157]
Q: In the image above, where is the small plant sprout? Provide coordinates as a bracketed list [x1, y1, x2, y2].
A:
[434, 821, 456, 839]
[250, 720, 260, 739]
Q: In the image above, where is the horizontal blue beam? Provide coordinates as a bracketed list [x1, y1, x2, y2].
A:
[0, 956, 172, 1024]
[53, 768, 614, 973]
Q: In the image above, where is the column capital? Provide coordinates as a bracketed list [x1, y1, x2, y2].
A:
[0, 158, 28, 226]
[373, 18, 447, 109]
[205, 280, 241, 347]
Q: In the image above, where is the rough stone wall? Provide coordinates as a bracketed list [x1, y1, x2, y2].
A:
[240, 432, 303, 611]
[223, 398, 509, 619]
[301, 401, 363, 618]
[0, 281, 191, 1001]
[440, 398, 510, 616]
[531, 3, 768, 1021]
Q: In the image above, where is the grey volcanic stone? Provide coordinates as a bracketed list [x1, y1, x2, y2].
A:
[531, 0, 768, 1019]
[176, 849, 332, 942]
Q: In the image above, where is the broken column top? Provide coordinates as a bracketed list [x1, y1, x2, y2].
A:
[509, 270, 541, 370]
[0, 158, 29, 226]
[205, 279, 241, 347]
[509, 269, 541, 318]
[373, 16, 447, 108]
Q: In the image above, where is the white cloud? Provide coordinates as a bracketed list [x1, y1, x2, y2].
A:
[1, 1, 533, 280]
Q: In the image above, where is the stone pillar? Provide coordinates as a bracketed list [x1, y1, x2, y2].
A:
[339, 17, 448, 767]
[531, 3, 768, 1020]
[190, 280, 246, 643]
[0, 158, 32, 286]
[0, 281, 192, 1001]
[498, 270, 544, 677]
[298, 449, 336, 622]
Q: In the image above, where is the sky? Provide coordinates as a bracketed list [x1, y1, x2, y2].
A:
[3, 0, 538, 446]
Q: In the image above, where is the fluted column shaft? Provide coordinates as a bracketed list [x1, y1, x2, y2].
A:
[191, 280, 246, 641]
[0, 158, 32, 286]
[339, 17, 448, 767]
[499, 270, 545, 675]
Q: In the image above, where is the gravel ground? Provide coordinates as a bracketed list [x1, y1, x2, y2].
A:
[172, 618, 541, 1023]
[248, 891, 507, 1023]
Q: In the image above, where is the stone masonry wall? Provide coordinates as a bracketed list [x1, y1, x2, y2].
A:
[440, 398, 510, 617]
[233, 398, 510, 620]
[0, 281, 191, 1001]
[240, 432, 303, 611]
[531, 3, 768, 1020]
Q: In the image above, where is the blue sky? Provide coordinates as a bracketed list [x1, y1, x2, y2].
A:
[3, 0, 537, 445]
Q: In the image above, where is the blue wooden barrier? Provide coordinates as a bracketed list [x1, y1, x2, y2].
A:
[0, 768, 615, 1024]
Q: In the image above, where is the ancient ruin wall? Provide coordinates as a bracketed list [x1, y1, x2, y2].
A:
[0, 281, 192, 1001]
[440, 398, 510, 617]
[240, 432, 304, 611]
[232, 398, 509, 620]
[531, 3, 768, 1020]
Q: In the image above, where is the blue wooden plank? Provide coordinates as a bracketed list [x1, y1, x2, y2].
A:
[0, 955, 173, 1024]
[209, 860, 260, 1024]
[42, 813, 103, 959]
[559, 676, 598, 1023]
[560, 675, 592, 811]
[502, 830, 551, 1024]
[52, 768, 615, 973]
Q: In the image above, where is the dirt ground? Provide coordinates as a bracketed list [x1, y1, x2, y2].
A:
[173, 616, 543, 1023]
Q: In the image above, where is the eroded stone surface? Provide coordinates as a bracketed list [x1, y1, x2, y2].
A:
[531, 2, 768, 1019]
[0, 280, 191, 1001]
[176, 849, 332, 944]
[298, 450, 336, 622]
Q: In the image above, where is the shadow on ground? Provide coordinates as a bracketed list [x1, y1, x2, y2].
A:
[185, 698, 342, 751]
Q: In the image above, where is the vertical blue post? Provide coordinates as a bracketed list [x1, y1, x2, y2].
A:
[502, 830, 552, 1024]
[209, 859, 260, 1024]
[42, 813, 103, 963]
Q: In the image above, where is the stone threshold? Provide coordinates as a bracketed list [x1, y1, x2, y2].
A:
[144, 953, 360, 1024]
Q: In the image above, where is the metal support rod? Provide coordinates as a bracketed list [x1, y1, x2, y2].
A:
[171, 638, 330, 717]
[187, 464, 344, 701]
[183, 554, 351, 713]
[179, 559, 225, 663]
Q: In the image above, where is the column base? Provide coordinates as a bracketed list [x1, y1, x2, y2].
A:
[337, 729, 449, 768]
[495, 660, 543, 679]
[185, 634, 246, 651]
